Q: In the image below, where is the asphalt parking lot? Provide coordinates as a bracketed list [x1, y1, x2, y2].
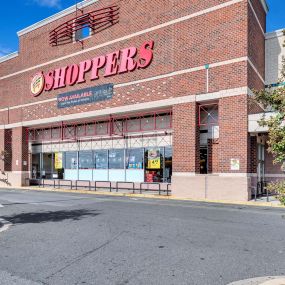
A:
[0, 188, 285, 285]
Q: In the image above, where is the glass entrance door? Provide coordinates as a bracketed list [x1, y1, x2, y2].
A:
[257, 144, 265, 194]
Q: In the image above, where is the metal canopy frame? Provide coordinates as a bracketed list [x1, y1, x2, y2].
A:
[27, 110, 172, 143]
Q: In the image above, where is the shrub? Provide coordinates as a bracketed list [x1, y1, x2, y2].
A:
[267, 181, 285, 205]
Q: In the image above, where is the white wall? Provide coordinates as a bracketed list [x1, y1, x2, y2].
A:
[265, 29, 285, 85]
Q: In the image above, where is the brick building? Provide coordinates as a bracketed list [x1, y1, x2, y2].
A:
[0, 0, 281, 201]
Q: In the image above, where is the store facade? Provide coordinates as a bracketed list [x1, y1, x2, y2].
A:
[0, 0, 279, 201]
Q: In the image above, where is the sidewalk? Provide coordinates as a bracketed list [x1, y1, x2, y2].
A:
[1, 185, 284, 209]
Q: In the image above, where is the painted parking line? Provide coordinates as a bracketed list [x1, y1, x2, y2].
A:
[228, 276, 285, 285]
[0, 218, 11, 235]
[0, 204, 3, 208]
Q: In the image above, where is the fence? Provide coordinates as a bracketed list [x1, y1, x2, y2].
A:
[26, 178, 171, 196]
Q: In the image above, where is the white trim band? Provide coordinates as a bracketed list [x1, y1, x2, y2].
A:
[0, 52, 19, 64]
[0, 86, 248, 129]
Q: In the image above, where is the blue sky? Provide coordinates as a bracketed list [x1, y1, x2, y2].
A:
[0, 0, 284, 57]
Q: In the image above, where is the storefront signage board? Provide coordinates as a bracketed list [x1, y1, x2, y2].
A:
[57, 83, 113, 109]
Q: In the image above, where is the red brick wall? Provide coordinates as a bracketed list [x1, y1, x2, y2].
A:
[0, 129, 4, 171]
[0, 0, 248, 124]
[249, 135, 258, 173]
[173, 103, 199, 173]
[265, 142, 283, 175]
[248, 1, 265, 79]
[219, 95, 249, 173]
[12, 127, 28, 172]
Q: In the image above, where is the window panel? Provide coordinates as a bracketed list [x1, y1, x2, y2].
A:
[109, 149, 124, 169]
[79, 151, 93, 169]
[65, 152, 78, 169]
[95, 150, 108, 169]
[126, 148, 143, 169]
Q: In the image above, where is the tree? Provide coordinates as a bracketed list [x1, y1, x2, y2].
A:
[253, 30, 285, 204]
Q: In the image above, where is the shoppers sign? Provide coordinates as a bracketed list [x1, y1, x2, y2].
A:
[30, 40, 154, 97]
[57, 84, 113, 109]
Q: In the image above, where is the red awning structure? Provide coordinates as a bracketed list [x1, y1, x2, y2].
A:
[49, 5, 120, 46]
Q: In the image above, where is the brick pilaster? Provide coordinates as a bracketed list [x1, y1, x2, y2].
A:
[172, 102, 200, 173]
[12, 127, 29, 172]
[219, 95, 249, 173]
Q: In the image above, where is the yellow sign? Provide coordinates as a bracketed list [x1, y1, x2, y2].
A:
[147, 149, 161, 169]
[54, 153, 63, 169]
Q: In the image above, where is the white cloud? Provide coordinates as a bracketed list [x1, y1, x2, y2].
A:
[32, 0, 62, 9]
[0, 46, 12, 57]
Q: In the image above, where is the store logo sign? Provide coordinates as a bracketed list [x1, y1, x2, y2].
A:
[30, 40, 154, 97]
[30, 72, 45, 97]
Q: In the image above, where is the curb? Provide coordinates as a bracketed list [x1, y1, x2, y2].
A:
[1, 185, 284, 209]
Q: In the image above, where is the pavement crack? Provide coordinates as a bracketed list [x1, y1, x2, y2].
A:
[44, 231, 126, 280]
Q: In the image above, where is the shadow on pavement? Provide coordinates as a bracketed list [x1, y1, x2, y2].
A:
[2, 209, 100, 225]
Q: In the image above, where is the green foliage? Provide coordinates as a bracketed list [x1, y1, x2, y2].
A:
[253, 31, 285, 204]
[254, 48, 285, 164]
[267, 181, 285, 205]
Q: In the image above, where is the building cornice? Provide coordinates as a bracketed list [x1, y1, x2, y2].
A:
[259, 0, 269, 14]
[17, 0, 268, 37]
[265, 28, 284, 40]
[17, 0, 98, 37]
[0, 52, 19, 64]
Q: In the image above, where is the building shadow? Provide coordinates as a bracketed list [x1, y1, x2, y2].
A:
[2, 209, 100, 225]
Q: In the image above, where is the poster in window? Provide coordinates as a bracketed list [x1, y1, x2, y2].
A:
[230, 158, 240, 171]
[147, 149, 161, 169]
[55, 152, 63, 169]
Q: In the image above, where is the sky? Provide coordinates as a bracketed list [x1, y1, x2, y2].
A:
[0, 0, 284, 57]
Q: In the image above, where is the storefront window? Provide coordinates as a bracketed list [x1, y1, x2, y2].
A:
[145, 147, 163, 182]
[32, 153, 41, 179]
[141, 116, 154, 131]
[65, 152, 78, 169]
[156, 114, 171, 130]
[96, 122, 109, 135]
[109, 149, 124, 169]
[126, 118, 140, 132]
[164, 147, 172, 182]
[77, 125, 86, 137]
[51, 128, 61, 140]
[126, 148, 143, 169]
[79, 151, 93, 169]
[95, 150, 108, 169]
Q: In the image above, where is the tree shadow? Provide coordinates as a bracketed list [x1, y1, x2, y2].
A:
[2, 209, 100, 225]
